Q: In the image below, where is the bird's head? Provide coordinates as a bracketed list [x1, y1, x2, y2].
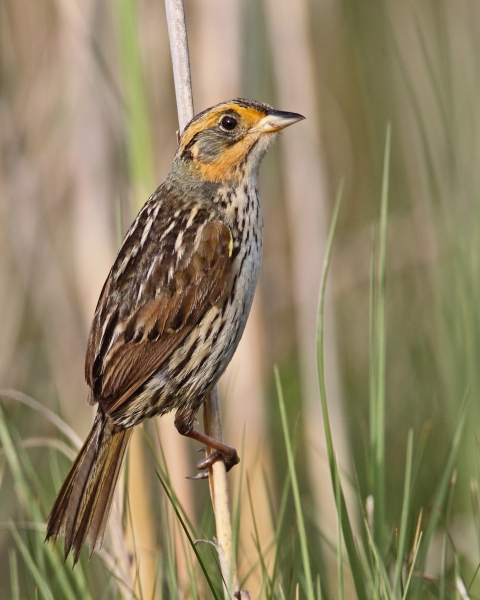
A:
[175, 99, 304, 183]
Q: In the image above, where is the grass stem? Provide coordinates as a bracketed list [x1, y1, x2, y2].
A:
[316, 180, 368, 600]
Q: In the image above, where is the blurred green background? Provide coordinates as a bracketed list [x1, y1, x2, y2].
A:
[1, 0, 480, 598]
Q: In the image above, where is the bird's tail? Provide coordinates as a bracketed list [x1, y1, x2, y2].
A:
[46, 409, 133, 563]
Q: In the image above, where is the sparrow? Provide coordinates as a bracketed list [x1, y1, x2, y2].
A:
[46, 98, 304, 563]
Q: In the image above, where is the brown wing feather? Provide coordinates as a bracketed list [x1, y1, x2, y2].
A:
[85, 213, 233, 415]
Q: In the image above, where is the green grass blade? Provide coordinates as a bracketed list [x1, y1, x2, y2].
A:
[164, 510, 178, 600]
[44, 540, 87, 599]
[402, 532, 423, 600]
[316, 178, 344, 465]
[231, 430, 246, 572]
[9, 549, 20, 600]
[371, 123, 391, 553]
[363, 518, 393, 598]
[0, 404, 40, 518]
[316, 573, 322, 600]
[142, 428, 197, 534]
[275, 367, 315, 600]
[393, 429, 414, 596]
[10, 523, 54, 600]
[154, 469, 221, 600]
[316, 179, 368, 600]
[0, 390, 81, 449]
[0, 404, 93, 598]
[471, 475, 480, 561]
[468, 562, 480, 593]
[440, 469, 456, 600]
[411, 392, 469, 594]
[334, 453, 344, 600]
[455, 553, 471, 600]
[369, 225, 378, 498]
[356, 538, 377, 598]
[261, 465, 291, 595]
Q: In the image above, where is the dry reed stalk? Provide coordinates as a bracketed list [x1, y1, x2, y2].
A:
[203, 388, 239, 598]
[164, 0, 247, 597]
[164, 0, 193, 131]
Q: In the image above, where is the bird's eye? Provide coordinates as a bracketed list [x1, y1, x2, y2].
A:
[220, 115, 238, 131]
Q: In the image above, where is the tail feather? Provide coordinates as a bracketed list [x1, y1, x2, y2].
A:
[46, 410, 132, 564]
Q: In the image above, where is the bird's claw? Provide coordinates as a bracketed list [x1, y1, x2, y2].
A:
[196, 449, 240, 472]
[186, 471, 209, 480]
[187, 445, 240, 481]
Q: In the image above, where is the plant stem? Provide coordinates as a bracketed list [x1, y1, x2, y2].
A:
[204, 388, 240, 598]
[164, 1, 245, 597]
[164, 0, 193, 131]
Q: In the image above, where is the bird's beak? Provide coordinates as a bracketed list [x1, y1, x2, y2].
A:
[251, 109, 305, 134]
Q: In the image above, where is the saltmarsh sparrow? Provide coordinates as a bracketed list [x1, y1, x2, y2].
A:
[46, 98, 304, 562]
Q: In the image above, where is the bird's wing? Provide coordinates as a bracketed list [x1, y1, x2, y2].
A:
[85, 205, 233, 415]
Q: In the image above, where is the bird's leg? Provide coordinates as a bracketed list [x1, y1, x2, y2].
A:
[174, 409, 240, 477]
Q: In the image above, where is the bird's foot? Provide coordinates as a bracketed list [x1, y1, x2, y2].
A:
[175, 418, 240, 479]
[185, 434, 240, 480]
[197, 447, 240, 472]
[187, 448, 239, 480]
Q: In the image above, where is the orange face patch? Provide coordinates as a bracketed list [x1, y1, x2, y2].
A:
[195, 136, 257, 183]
